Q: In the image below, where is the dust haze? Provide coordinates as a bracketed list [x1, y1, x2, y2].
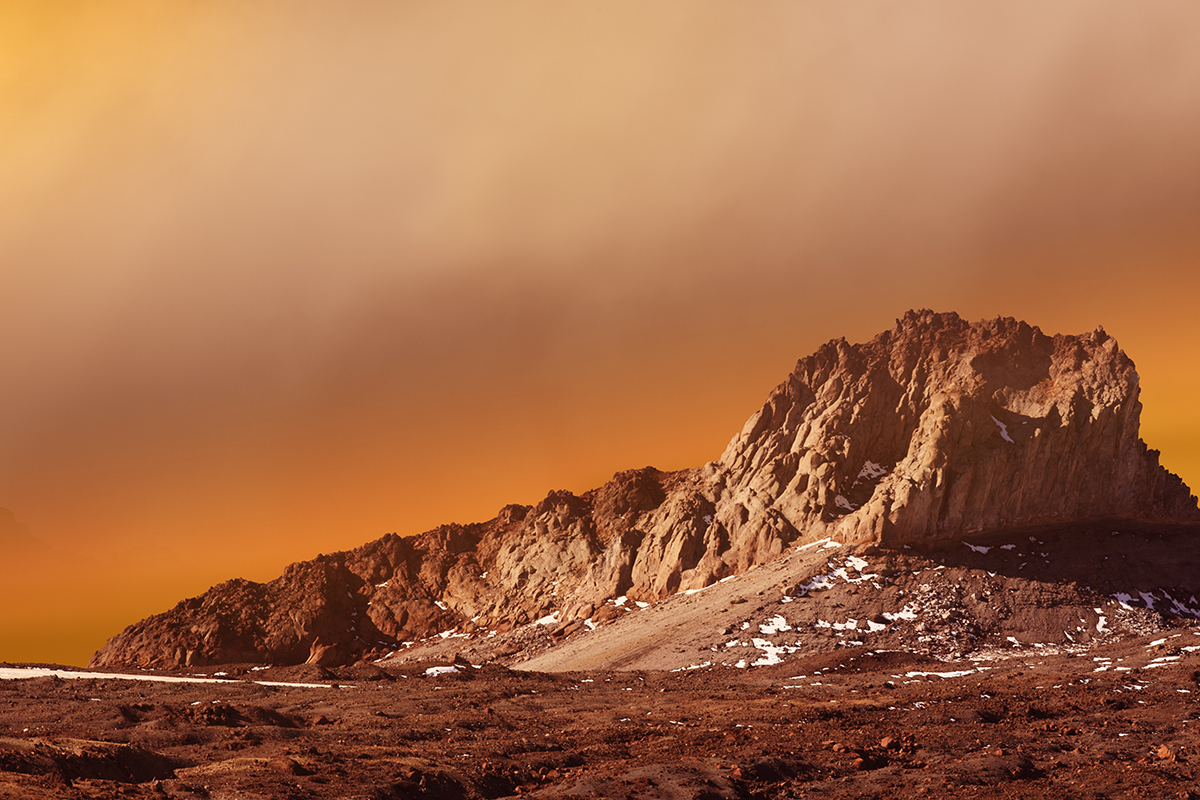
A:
[2, 1, 1200, 664]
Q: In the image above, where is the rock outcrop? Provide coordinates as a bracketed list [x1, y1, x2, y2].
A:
[90, 311, 1197, 668]
[716, 310, 1196, 547]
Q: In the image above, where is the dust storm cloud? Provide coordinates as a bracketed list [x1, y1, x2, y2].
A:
[2, 2, 1199, 663]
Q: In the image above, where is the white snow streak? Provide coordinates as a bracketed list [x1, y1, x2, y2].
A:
[0, 667, 337, 689]
[858, 461, 888, 480]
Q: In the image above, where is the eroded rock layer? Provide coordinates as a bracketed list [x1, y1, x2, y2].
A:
[90, 311, 1197, 668]
[717, 310, 1196, 547]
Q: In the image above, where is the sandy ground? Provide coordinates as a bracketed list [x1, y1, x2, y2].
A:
[4, 628, 1200, 799]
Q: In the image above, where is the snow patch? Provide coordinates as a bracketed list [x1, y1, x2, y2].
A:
[991, 416, 1014, 443]
[904, 669, 978, 679]
[0, 667, 338, 689]
[846, 556, 870, 572]
[750, 638, 799, 666]
[883, 605, 919, 622]
[1166, 592, 1200, 618]
[858, 461, 888, 480]
[1146, 660, 1180, 670]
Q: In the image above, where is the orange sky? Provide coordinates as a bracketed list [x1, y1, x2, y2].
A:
[3, 2, 1199, 666]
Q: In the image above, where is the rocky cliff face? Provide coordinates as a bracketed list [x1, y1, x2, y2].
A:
[90, 311, 1197, 668]
[717, 310, 1196, 548]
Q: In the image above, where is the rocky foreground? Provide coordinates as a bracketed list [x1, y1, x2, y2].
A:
[90, 311, 1198, 670]
[7, 629, 1200, 799]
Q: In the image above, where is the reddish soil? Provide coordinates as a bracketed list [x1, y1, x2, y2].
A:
[4, 627, 1200, 799]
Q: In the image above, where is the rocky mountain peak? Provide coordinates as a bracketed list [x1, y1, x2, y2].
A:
[89, 312, 1197, 669]
[716, 309, 1195, 548]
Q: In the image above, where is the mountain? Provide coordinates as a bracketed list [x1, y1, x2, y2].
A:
[89, 311, 1198, 669]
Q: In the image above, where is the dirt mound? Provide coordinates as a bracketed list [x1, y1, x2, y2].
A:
[0, 737, 180, 784]
[251, 664, 336, 683]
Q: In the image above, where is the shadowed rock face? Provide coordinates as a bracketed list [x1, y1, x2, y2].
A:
[89, 311, 1198, 668]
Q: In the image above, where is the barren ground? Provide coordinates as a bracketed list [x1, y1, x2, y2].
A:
[4, 626, 1200, 799]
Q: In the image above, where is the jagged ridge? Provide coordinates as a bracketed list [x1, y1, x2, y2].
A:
[90, 311, 1197, 668]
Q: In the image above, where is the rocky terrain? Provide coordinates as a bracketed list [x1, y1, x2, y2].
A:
[7, 629, 1200, 799]
[89, 311, 1198, 671]
[5, 309, 1200, 799]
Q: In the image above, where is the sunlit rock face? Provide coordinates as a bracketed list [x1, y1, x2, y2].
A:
[715, 310, 1197, 549]
[89, 311, 1198, 668]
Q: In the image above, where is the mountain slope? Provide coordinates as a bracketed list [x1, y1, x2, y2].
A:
[89, 311, 1198, 669]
